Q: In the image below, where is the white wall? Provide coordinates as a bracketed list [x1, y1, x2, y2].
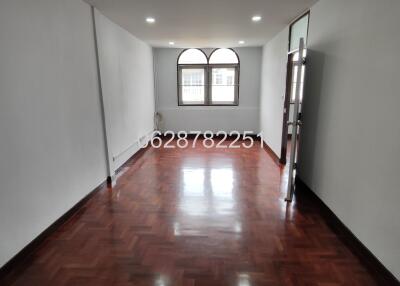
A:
[94, 10, 155, 169]
[298, 0, 400, 279]
[0, 0, 107, 267]
[259, 28, 289, 156]
[154, 47, 262, 133]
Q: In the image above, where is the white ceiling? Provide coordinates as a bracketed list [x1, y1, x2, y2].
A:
[85, 0, 318, 48]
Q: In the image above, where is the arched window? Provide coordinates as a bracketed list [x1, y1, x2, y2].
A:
[208, 49, 239, 105]
[209, 48, 239, 64]
[177, 49, 208, 105]
[178, 49, 208, 64]
[177, 48, 240, 106]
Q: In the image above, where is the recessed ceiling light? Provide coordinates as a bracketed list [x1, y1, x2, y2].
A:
[146, 17, 155, 23]
[252, 15, 262, 22]
[169, 41, 175, 45]
[238, 40, 245, 45]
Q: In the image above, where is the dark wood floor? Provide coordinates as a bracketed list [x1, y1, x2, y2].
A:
[3, 139, 378, 286]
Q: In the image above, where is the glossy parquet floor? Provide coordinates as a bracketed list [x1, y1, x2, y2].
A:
[4, 140, 378, 286]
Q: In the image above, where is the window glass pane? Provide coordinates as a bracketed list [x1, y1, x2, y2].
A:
[181, 68, 205, 104]
[212, 86, 235, 103]
[212, 68, 235, 86]
[209, 49, 239, 64]
[178, 49, 207, 64]
[289, 14, 309, 52]
[211, 68, 236, 103]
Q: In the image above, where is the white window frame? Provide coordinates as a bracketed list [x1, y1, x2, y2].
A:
[177, 48, 240, 106]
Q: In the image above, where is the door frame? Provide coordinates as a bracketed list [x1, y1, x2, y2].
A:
[279, 53, 294, 164]
[279, 10, 310, 164]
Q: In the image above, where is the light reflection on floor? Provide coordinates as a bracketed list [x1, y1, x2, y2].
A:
[176, 158, 242, 238]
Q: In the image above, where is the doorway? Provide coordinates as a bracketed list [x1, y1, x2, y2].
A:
[279, 11, 310, 165]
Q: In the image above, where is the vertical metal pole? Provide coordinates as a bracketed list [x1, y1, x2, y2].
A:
[285, 38, 305, 202]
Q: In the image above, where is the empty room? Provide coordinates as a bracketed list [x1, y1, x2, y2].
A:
[0, 0, 399, 285]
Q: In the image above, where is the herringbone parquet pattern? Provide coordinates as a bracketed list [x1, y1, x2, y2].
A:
[3, 140, 378, 285]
